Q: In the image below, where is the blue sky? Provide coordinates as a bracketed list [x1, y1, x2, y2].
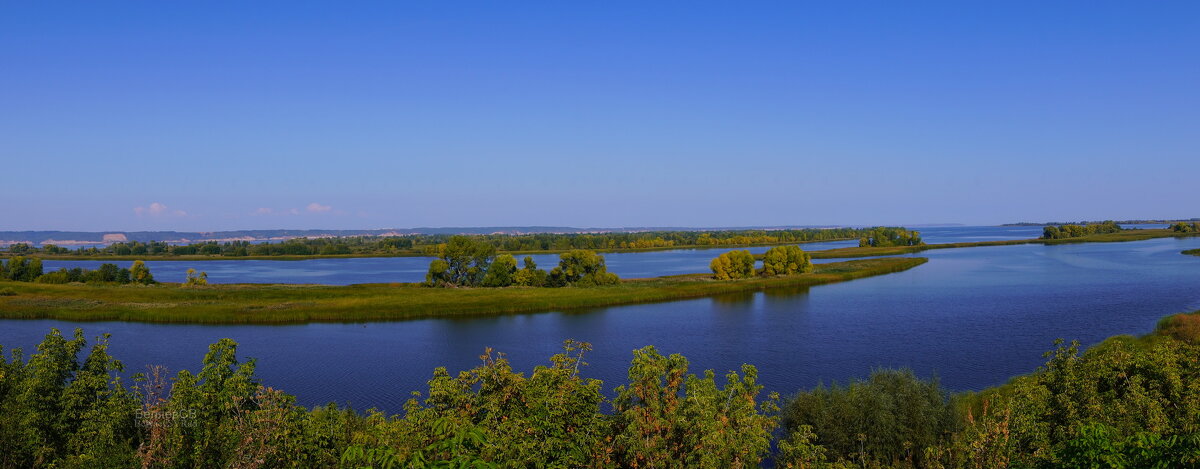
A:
[2, 1, 1197, 231]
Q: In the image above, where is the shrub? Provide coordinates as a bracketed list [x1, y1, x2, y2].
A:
[481, 254, 517, 287]
[760, 246, 812, 276]
[35, 270, 71, 284]
[512, 256, 548, 287]
[710, 250, 755, 280]
[782, 368, 958, 466]
[548, 250, 619, 287]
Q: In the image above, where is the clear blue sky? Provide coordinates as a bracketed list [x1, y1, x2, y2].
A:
[2, 1, 1197, 231]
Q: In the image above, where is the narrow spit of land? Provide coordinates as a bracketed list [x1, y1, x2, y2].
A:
[1184, 248, 1200, 256]
[0, 257, 926, 324]
[810, 229, 1200, 259]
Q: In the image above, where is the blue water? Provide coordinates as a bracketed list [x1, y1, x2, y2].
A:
[40, 239, 860, 285]
[3, 226, 1197, 413]
[39, 225, 1164, 285]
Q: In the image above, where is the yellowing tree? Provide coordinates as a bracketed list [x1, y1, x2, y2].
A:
[710, 250, 755, 280]
[760, 246, 812, 276]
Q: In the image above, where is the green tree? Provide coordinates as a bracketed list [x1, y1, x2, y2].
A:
[34, 269, 70, 284]
[782, 368, 958, 467]
[185, 268, 208, 286]
[4, 256, 27, 281]
[760, 246, 813, 276]
[710, 250, 756, 280]
[480, 254, 517, 287]
[859, 227, 924, 247]
[425, 259, 451, 286]
[130, 260, 155, 284]
[611, 346, 779, 468]
[512, 256, 549, 287]
[548, 250, 619, 287]
[436, 235, 497, 286]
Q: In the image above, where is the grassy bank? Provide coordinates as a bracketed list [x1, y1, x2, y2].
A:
[0, 257, 926, 324]
[811, 228, 1200, 259]
[1185, 248, 1200, 256]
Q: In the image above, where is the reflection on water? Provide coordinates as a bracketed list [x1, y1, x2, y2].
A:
[2, 226, 1198, 413]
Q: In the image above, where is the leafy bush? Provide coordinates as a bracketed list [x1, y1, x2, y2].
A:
[711, 250, 756, 280]
[781, 369, 958, 466]
[760, 246, 813, 276]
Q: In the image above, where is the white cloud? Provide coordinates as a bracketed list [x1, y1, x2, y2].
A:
[288, 208, 301, 215]
[253, 207, 273, 215]
[134, 202, 186, 217]
[306, 202, 332, 213]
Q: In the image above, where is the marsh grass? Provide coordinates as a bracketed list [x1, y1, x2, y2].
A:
[0, 257, 927, 324]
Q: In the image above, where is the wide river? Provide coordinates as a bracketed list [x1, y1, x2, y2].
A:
[3, 225, 1199, 413]
[37, 225, 1049, 285]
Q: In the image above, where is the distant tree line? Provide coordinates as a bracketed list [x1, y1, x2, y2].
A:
[710, 246, 814, 280]
[425, 236, 619, 288]
[0, 227, 885, 259]
[1041, 220, 1122, 239]
[0, 257, 155, 285]
[1172, 221, 1200, 233]
[858, 227, 924, 247]
[2, 313, 1199, 468]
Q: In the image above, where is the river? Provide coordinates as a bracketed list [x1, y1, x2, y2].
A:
[3, 225, 1198, 413]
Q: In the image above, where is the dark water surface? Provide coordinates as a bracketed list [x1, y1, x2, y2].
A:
[41, 240, 860, 285]
[4, 226, 1197, 413]
[38, 225, 1162, 285]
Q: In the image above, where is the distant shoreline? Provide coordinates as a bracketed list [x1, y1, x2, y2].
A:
[810, 229, 1200, 259]
[1, 237, 858, 261]
[1001, 219, 1193, 226]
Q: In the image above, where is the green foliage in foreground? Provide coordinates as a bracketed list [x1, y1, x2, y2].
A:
[3, 311, 1200, 468]
[0, 333, 778, 468]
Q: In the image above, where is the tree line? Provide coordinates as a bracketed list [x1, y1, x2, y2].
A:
[858, 227, 924, 247]
[710, 246, 814, 280]
[0, 227, 885, 259]
[425, 236, 619, 287]
[1172, 222, 1200, 233]
[1, 312, 1198, 468]
[0, 257, 155, 285]
[1041, 221, 1122, 239]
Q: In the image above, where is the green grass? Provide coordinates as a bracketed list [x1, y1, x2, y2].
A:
[1183, 248, 1200, 256]
[0, 257, 927, 324]
[810, 229, 1199, 259]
